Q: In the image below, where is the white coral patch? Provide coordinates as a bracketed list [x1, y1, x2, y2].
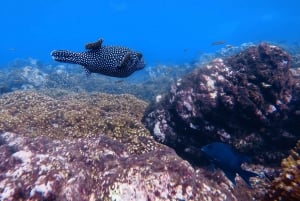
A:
[266, 105, 277, 114]
[189, 123, 199, 130]
[214, 58, 223, 63]
[22, 66, 47, 87]
[39, 165, 50, 174]
[203, 75, 217, 98]
[276, 100, 282, 105]
[176, 78, 182, 86]
[155, 95, 162, 103]
[12, 150, 33, 162]
[30, 182, 54, 198]
[217, 75, 225, 81]
[206, 64, 212, 69]
[2, 132, 24, 147]
[9, 151, 34, 179]
[255, 109, 263, 116]
[183, 100, 193, 112]
[205, 76, 215, 90]
[202, 183, 211, 192]
[0, 184, 15, 200]
[209, 91, 217, 99]
[284, 94, 292, 103]
[153, 122, 165, 142]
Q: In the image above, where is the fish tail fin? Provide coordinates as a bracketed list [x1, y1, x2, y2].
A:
[239, 169, 259, 188]
[51, 50, 83, 65]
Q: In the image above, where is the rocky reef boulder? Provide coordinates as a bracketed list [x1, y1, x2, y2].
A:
[143, 43, 300, 164]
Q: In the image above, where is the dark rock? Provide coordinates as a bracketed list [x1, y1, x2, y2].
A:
[143, 43, 300, 165]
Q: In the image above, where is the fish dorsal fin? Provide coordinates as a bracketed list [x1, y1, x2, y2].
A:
[117, 53, 131, 69]
[85, 39, 103, 50]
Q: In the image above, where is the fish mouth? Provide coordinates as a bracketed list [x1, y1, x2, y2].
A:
[137, 58, 146, 70]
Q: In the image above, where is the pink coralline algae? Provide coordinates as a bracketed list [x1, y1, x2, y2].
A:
[143, 43, 300, 165]
[0, 132, 266, 201]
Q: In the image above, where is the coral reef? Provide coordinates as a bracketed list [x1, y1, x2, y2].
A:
[0, 91, 270, 201]
[265, 140, 300, 201]
[0, 90, 153, 154]
[143, 43, 300, 165]
[1, 42, 300, 200]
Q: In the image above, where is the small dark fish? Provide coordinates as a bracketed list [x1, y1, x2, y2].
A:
[51, 38, 145, 78]
[225, 45, 234, 49]
[8, 48, 16, 51]
[211, 40, 226, 46]
[201, 142, 259, 187]
[277, 40, 287, 44]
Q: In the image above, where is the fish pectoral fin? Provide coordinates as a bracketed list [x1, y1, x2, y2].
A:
[85, 39, 103, 50]
[82, 66, 92, 76]
[209, 161, 216, 172]
[223, 170, 236, 186]
[117, 53, 131, 69]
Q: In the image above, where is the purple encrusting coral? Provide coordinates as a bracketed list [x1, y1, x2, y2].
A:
[143, 43, 300, 165]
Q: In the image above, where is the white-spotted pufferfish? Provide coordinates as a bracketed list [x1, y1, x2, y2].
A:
[51, 38, 145, 77]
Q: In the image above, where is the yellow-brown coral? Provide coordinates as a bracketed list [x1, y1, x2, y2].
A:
[265, 140, 300, 201]
[0, 90, 159, 154]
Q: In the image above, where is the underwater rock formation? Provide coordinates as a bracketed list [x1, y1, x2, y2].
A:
[143, 43, 300, 164]
[0, 91, 268, 200]
[0, 132, 268, 201]
[265, 140, 300, 200]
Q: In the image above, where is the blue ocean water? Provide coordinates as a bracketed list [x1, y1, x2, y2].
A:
[1, 0, 300, 69]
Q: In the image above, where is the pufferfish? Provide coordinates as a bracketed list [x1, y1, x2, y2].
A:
[51, 39, 145, 77]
